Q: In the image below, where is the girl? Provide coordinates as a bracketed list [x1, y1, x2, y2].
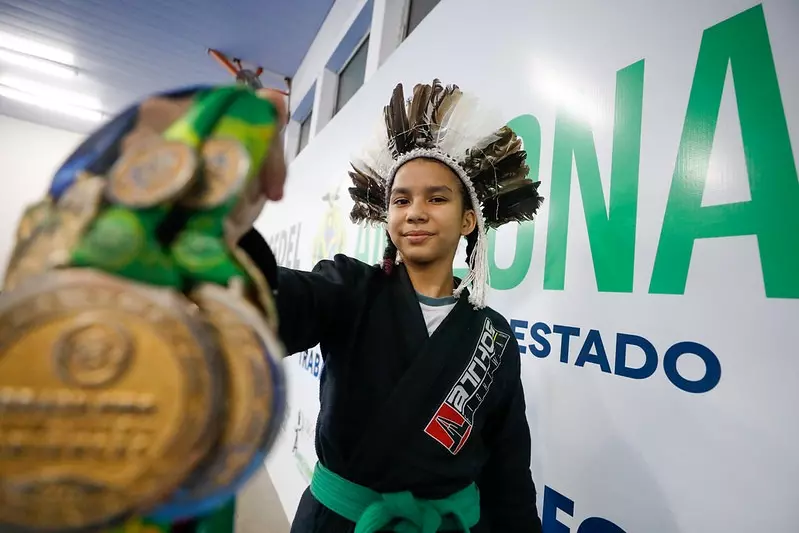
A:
[242, 79, 545, 532]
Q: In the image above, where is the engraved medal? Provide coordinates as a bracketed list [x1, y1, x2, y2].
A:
[106, 140, 197, 208]
[150, 282, 286, 521]
[4, 176, 105, 291]
[181, 138, 251, 209]
[0, 269, 223, 532]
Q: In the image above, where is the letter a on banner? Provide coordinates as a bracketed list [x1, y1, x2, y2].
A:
[650, 5, 799, 299]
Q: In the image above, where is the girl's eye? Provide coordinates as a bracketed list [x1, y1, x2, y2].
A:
[392, 198, 409, 206]
[430, 197, 448, 204]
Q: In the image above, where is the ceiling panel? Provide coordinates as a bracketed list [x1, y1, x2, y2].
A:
[0, 0, 335, 132]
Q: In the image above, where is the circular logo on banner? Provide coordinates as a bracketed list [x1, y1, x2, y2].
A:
[311, 187, 347, 264]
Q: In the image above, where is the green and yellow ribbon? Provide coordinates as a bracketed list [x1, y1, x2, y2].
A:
[108, 498, 236, 533]
[71, 85, 277, 289]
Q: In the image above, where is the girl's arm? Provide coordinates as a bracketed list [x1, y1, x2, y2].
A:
[238, 228, 364, 355]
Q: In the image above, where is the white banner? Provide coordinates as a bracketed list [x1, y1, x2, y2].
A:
[258, 1, 799, 531]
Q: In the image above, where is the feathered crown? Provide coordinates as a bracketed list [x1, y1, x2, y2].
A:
[347, 79, 544, 308]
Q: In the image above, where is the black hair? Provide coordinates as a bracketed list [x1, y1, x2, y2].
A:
[460, 182, 479, 264]
[381, 175, 478, 274]
[382, 233, 398, 274]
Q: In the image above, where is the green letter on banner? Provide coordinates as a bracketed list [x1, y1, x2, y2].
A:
[544, 60, 645, 292]
[649, 5, 799, 298]
[354, 226, 373, 264]
[355, 226, 386, 265]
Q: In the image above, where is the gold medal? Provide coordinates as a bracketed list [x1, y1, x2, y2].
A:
[224, 167, 266, 245]
[221, 163, 278, 330]
[14, 199, 53, 243]
[3, 200, 54, 290]
[181, 138, 250, 209]
[4, 176, 105, 291]
[106, 140, 198, 208]
[229, 245, 279, 333]
[0, 269, 223, 532]
[173, 282, 283, 500]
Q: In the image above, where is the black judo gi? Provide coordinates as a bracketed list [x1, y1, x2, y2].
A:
[240, 229, 542, 532]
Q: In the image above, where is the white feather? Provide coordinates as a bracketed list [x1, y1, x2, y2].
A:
[351, 115, 393, 182]
[435, 93, 506, 163]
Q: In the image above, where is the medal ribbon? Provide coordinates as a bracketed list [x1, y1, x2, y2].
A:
[106, 497, 235, 533]
[69, 85, 277, 290]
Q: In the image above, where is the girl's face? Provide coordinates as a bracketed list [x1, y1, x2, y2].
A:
[387, 158, 476, 267]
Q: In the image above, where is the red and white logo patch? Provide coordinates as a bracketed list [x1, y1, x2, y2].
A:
[424, 318, 510, 454]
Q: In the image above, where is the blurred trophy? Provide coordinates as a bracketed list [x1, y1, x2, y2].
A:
[0, 85, 287, 532]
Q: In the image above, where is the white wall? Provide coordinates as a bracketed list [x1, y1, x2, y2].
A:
[259, 0, 799, 531]
[283, 0, 413, 164]
[283, 0, 370, 162]
[0, 115, 84, 280]
[290, 0, 370, 118]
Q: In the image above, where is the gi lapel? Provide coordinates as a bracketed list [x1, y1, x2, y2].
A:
[392, 264, 431, 360]
[346, 266, 472, 476]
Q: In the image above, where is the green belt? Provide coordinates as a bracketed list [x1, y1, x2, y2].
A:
[310, 463, 480, 533]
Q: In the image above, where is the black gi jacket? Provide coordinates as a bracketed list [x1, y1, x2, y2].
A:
[239, 229, 542, 533]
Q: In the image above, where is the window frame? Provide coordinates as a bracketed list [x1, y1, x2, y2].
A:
[334, 33, 371, 114]
[297, 111, 313, 154]
[403, 0, 441, 39]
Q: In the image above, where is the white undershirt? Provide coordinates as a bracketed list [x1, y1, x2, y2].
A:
[417, 293, 457, 335]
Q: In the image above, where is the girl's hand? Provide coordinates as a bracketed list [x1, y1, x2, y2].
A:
[255, 89, 289, 202]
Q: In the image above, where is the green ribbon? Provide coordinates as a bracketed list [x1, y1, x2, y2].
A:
[104, 499, 234, 533]
[193, 498, 236, 533]
[105, 498, 234, 533]
[70, 85, 277, 289]
[311, 463, 480, 533]
[105, 516, 172, 533]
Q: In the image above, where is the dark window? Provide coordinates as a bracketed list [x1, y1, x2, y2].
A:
[406, 0, 440, 38]
[298, 112, 312, 153]
[335, 36, 369, 113]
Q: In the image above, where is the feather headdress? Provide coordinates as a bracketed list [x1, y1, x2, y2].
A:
[348, 79, 544, 308]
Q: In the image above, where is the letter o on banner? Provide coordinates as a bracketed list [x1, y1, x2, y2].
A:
[577, 517, 628, 533]
[663, 341, 722, 394]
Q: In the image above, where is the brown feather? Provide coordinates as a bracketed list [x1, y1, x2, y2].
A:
[349, 200, 387, 224]
[428, 79, 445, 114]
[432, 83, 460, 123]
[430, 83, 462, 140]
[482, 181, 544, 228]
[383, 84, 411, 157]
[463, 128, 528, 197]
[351, 79, 545, 230]
[408, 83, 434, 148]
